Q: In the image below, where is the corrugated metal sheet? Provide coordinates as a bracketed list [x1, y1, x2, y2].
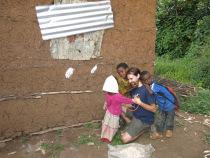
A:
[36, 0, 114, 40]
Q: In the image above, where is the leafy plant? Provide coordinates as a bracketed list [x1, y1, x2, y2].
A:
[156, 0, 210, 58]
[73, 133, 101, 147]
[155, 38, 210, 89]
[181, 89, 210, 115]
[20, 135, 30, 144]
[204, 132, 210, 144]
[40, 142, 65, 158]
[111, 131, 123, 145]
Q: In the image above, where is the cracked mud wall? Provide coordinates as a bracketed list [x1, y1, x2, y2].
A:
[0, 0, 156, 139]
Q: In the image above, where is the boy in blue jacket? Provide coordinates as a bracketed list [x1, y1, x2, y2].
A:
[140, 71, 177, 139]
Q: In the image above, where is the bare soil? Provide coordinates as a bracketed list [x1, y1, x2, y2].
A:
[0, 111, 209, 158]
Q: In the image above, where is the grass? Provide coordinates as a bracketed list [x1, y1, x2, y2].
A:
[40, 129, 64, 158]
[55, 129, 63, 142]
[76, 122, 123, 146]
[181, 89, 210, 115]
[40, 142, 65, 158]
[111, 131, 123, 145]
[72, 122, 102, 147]
[20, 135, 30, 144]
[204, 132, 210, 144]
[155, 41, 210, 89]
[154, 56, 195, 84]
[83, 122, 100, 129]
[73, 133, 102, 147]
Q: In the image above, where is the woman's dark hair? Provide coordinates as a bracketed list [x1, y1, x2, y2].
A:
[116, 63, 129, 70]
[140, 71, 150, 82]
[127, 67, 141, 76]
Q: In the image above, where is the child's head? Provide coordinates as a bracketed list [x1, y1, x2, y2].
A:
[140, 71, 153, 85]
[102, 75, 119, 93]
[116, 63, 129, 79]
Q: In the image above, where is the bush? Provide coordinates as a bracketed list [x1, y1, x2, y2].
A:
[156, 0, 210, 58]
[191, 42, 210, 89]
[155, 39, 210, 89]
[181, 89, 210, 115]
[187, 16, 210, 57]
[154, 56, 195, 84]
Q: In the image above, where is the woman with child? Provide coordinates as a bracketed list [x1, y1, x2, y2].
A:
[101, 63, 176, 143]
[120, 67, 157, 143]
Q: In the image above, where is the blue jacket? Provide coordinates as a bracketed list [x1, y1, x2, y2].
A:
[151, 82, 175, 111]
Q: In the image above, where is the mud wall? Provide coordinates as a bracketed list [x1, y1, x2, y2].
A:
[0, 0, 156, 139]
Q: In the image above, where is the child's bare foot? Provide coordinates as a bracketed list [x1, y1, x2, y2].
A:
[150, 132, 162, 140]
[165, 130, 173, 138]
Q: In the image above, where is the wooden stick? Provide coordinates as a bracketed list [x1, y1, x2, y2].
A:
[30, 119, 101, 136]
[0, 120, 101, 143]
[0, 90, 93, 102]
[0, 96, 17, 102]
[31, 90, 93, 96]
[0, 138, 12, 143]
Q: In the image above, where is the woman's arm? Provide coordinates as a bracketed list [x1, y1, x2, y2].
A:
[133, 97, 157, 113]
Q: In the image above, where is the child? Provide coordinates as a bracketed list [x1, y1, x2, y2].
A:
[140, 71, 177, 139]
[116, 63, 131, 96]
[101, 75, 141, 143]
[116, 63, 132, 125]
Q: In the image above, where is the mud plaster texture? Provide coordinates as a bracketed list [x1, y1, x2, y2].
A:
[0, 0, 156, 139]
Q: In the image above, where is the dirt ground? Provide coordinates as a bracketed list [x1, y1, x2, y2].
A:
[0, 111, 209, 158]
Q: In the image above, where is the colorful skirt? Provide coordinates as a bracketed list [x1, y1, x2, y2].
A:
[101, 110, 120, 142]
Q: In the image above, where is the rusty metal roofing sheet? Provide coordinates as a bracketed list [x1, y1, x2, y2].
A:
[36, 0, 114, 40]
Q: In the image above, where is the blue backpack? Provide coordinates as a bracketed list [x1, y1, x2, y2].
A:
[152, 83, 180, 111]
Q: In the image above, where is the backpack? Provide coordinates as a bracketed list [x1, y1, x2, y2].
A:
[153, 83, 180, 111]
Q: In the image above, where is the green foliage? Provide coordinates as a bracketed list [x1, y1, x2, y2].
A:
[156, 0, 210, 58]
[156, 16, 195, 58]
[204, 132, 210, 144]
[191, 43, 210, 89]
[181, 89, 210, 115]
[187, 16, 210, 57]
[154, 56, 195, 84]
[193, 16, 210, 44]
[74, 133, 101, 147]
[111, 131, 123, 145]
[40, 142, 65, 158]
[20, 136, 30, 144]
[155, 38, 210, 89]
[83, 122, 100, 129]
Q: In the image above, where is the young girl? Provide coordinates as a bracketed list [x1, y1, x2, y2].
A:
[140, 71, 177, 139]
[101, 75, 140, 143]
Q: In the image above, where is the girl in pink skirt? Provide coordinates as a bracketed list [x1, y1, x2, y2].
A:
[101, 75, 140, 143]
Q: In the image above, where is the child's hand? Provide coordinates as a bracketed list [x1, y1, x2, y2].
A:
[133, 96, 142, 105]
[150, 104, 158, 113]
[123, 104, 132, 108]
